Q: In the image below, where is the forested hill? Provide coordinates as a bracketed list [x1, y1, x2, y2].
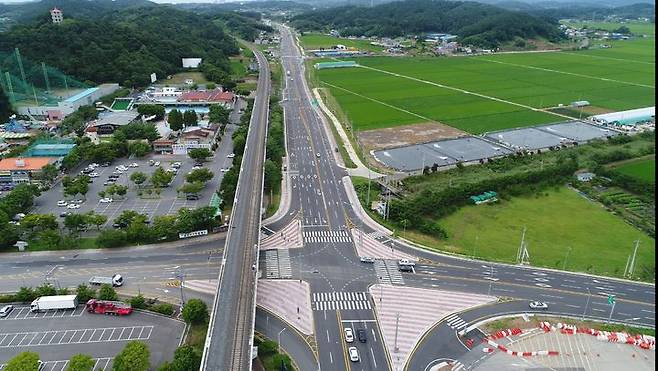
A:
[0, 6, 238, 88]
[291, 0, 564, 47]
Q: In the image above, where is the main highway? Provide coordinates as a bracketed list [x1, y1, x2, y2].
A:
[200, 46, 270, 370]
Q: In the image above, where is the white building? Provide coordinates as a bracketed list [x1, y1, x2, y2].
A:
[50, 8, 63, 24]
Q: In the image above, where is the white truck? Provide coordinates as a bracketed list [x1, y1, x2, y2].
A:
[89, 274, 124, 287]
[30, 295, 78, 312]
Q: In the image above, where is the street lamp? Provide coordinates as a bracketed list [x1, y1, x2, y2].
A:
[173, 266, 185, 306]
[277, 328, 286, 354]
[582, 287, 591, 320]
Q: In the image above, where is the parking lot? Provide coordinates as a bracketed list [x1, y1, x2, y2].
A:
[32, 125, 238, 226]
[0, 306, 185, 369]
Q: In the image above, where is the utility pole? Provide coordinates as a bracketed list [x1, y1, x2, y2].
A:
[563, 247, 572, 270]
[487, 265, 494, 296]
[582, 287, 591, 320]
[394, 312, 400, 352]
[607, 295, 616, 323]
[628, 240, 640, 278]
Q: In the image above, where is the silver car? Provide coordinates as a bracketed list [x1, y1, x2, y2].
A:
[348, 347, 360, 362]
[529, 301, 548, 310]
[0, 304, 14, 317]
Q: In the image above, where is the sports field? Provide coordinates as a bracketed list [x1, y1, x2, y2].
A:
[436, 187, 655, 279]
[316, 38, 655, 133]
[612, 157, 655, 183]
[301, 33, 383, 52]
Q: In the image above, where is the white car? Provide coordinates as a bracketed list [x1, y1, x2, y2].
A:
[172, 162, 182, 169]
[227, 153, 235, 158]
[89, 163, 99, 168]
[57, 200, 68, 207]
[66, 204, 80, 209]
[113, 170, 123, 175]
[192, 166, 202, 171]
[398, 259, 416, 267]
[316, 153, 321, 158]
[154, 161, 160, 167]
[220, 168, 229, 172]
[89, 172, 99, 178]
[529, 301, 549, 310]
[129, 163, 139, 168]
[344, 328, 354, 343]
[348, 347, 359, 362]
[116, 165, 128, 171]
[99, 198, 113, 203]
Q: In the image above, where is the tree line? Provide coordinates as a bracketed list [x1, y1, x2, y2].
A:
[219, 99, 254, 207]
[291, 0, 564, 48]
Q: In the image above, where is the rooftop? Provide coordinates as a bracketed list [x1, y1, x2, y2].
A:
[91, 111, 140, 127]
[178, 89, 235, 103]
[0, 157, 56, 171]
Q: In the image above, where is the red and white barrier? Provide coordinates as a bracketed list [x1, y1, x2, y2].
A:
[488, 328, 523, 340]
[486, 339, 559, 357]
[541, 322, 655, 351]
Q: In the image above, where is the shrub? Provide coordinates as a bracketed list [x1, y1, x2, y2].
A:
[76, 284, 96, 303]
[98, 284, 118, 301]
[112, 341, 150, 371]
[151, 303, 175, 316]
[66, 354, 96, 371]
[181, 299, 208, 324]
[129, 295, 147, 310]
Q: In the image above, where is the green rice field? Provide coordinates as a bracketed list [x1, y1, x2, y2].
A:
[316, 38, 655, 133]
[437, 187, 655, 279]
[613, 157, 656, 183]
[301, 33, 383, 52]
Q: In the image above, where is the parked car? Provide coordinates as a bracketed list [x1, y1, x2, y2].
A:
[66, 204, 80, 209]
[344, 328, 354, 343]
[149, 160, 155, 166]
[59, 212, 71, 218]
[186, 194, 200, 201]
[103, 181, 115, 186]
[172, 162, 182, 169]
[0, 304, 14, 317]
[113, 170, 123, 175]
[529, 301, 549, 310]
[99, 198, 113, 203]
[57, 200, 68, 207]
[316, 153, 321, 158]
[348, 347, 360, 362]
[129, 163, 139, 168]
[154, 161, 160, 166]
[89, 172, 99, 178]
[227, 153, 235, 158]
[220, 168, 229, 172]
[191, 166, 202, 171]
[100, 162, 110, 167]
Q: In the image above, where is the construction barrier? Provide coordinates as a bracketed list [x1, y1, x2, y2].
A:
[488, 328, 523, 340]
[541, 322, 656, 351]
[486, 339, 559, 357]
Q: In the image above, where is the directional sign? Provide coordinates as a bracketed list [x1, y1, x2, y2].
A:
[607, 295, 616, 305]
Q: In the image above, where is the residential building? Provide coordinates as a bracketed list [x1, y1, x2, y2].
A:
[153, 139, 175, 154]
[50, 8, 63, 24]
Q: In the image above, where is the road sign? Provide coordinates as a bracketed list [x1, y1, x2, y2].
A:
[607, 295, 616, 305]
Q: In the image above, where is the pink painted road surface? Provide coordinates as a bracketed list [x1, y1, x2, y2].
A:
[256, 279, 314, 336]
[369, 284, 496, 370]
[350, 228, 416, 260]
[261, 219, 303, 250]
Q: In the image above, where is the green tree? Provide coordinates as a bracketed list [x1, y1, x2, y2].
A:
[151, 167, 174, 188]
[151, 215, 179, 241]
[169, 345, 202, 371]
[14, 287, 36, 303]
[129, 295, 147, 309]
[130, 172, 148, 188]
[188, 148, 212, 163]
[183, 110, 198, 127]
[185, 168, 214, 184]
[168, 109, 184, 132]
[66, 354, 96, 371]
[20, 213, 59, 234]
[112, 341, 150, 371]
[34, 164, 59, 184]
[35, 283, 57, 297]
[4, 351, 40, 371]
[64, 213, 89, 234]
[208, 104, 229, 124]
[181, 298, 208, 324]
[264, 159, 281, 192]
[178, 182, 204, 195]
[98, 284, 118, 301]
[76, 284, 96, 303]
[96, 230, 128, 248]
[115, 210, 147, 226]
[176, 207, 218, 233]
[128, 142, 151, 157]
[63, 175, 90, 199]
[85, 212, 108, 230]
[36, 229, 62, 249]
[136, 104, 166, 120]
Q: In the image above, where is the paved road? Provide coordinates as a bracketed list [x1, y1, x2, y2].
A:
[201, 46, 270, 371]
[262, 24, 655, 371]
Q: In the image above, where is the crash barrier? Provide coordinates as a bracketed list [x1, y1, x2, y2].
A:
[545, 322, 656, 351]
[485, 339, 559, 357]
[488, 328, 523, 340]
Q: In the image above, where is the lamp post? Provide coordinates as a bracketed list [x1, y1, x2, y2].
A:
[277, 328, 286, 354]
[582, 287, 591, 320]
[174, 266, 185, 306]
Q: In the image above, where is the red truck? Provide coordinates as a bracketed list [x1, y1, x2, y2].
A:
[85, 299, 133, 316]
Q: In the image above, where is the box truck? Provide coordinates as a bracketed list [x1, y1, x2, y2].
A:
[89, 274, 124, 287]
[30, 295, 78, 312]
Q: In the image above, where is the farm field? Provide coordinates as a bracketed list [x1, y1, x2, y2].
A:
[316, 38, 654, 134]
[436, 187, 655, 280]
[612, 157, 656, 182]
[301, 33, 384, 52]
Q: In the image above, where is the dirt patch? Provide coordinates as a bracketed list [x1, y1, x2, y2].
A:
[358, 122, 467, 151]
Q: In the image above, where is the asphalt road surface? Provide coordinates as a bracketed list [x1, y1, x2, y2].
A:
[201, 46, 270, 371]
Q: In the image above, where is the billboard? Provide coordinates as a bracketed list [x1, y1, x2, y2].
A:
[150, 73, 157, 83]
[182, 58, 202, 68]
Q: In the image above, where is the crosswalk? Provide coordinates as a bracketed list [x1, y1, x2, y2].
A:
[451, 361, 465, 371]
[374, 260, 405, 285]
[368, 231, 388, 240]
[303, 229, 351, 244]
[264, 249, 292, 279]
[311, 292, 372, 311]
[444, 313, 469, 331]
